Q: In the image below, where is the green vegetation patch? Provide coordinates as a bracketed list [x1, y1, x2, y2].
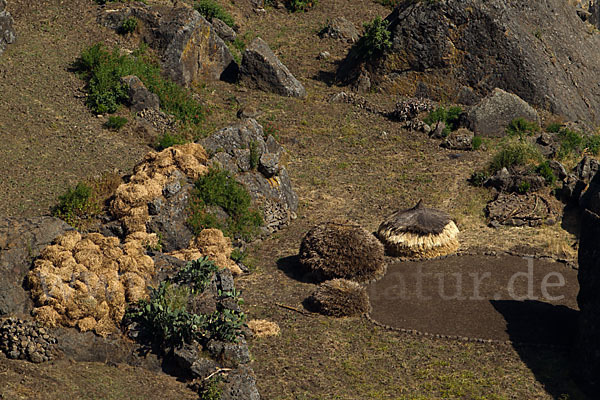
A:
[353, 17, 392, 60]
[555, 127, 600, 159]
[488, 141, 542, 173]
[155, 132, 187, 151]
[125, 258, 246, 349]
[505, 117, 539, 139]
[75, 44, 204, 128]
[187, 168, 263, 241]
[286, 0, 318, 12]
[424, 106, 463, 137]
[118, 17, 138, 35]
[195, 0, 235, 27]
[105, 115, 128, 131]
[535, 161, 556, 185]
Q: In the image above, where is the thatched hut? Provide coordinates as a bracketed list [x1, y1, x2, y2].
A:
[377, 200, 459, 259]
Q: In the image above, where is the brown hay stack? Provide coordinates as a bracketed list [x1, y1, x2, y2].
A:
[247, 319, 280, 337]
[306, 279, 370, 317]
[299, 222, 386, 283]
[377, 200, 459, 259]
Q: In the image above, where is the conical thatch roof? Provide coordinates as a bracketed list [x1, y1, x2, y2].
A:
[377, 200, 459, 259]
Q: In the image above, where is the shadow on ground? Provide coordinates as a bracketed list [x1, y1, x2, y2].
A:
[491, 300, 588, 399]
[276, 255, 319, 283]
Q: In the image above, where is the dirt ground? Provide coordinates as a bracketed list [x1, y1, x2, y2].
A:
[0, 0, 589, 398]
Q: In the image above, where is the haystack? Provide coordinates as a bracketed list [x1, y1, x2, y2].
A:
[299, 222, 386, 283]
[247, 319, 280, 337]
[306, 279, 370, 317]
[377, 200, 459, 259]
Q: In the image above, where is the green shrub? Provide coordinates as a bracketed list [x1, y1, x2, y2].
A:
[488, 141, 542, 173]
[195, 0, 235, 27]
[286, 0, 318, 12]
[118, 17, 138, 34]
[546, 122, 563, 133]
[52, 183, 96, 226]
[230, 248, 247, 263]
[506, 118, 539, 139]
[197, 376, 223, 400]
[373, 0, 401, 7]
[75, 44, 204, 127]
[105, 115, 128, 130]
[423, 106, 463, 136]
[469, 170, 489, 187]
[188, 168, 263, 241]
[471, 135, 483, 151]
[171, 257, 220, 294]
[354, 17, 391, 59]
[585, 134, 600, 155]
[155, 132, 187, 150]
[536, 161, 556, 185]
[557, 128, 583, 159]
[517, 181, 531, 194]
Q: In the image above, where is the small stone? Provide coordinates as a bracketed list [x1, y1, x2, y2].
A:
[318, 51, 330, 60]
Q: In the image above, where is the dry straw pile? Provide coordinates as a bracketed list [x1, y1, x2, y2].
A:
[27, 230, 158, 336]
[306, 279, 370, 317]
[299, 222, 386, 283]
[377, 200, 459, 259]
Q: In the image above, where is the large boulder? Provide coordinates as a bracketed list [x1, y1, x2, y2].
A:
[338, 0, 600, 127]
[467, 89, 540, 137]
[99, 3, 238, 85]
[0, 0, 16, 57]
[200, 118, 299, 233]
[240, 37, 306, 98]
[318, 17, 359, 43]
[0, 217, 72, 317]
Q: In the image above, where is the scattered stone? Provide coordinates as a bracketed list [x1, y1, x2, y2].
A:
[484, 167, 546, 193]
[236, 105, 261, 119]
[0, 318, 57, 363]
[211, 17, 236, 42]
[430, 121, 446, 139]
[305, 279, 370, 317]
[353, 70, 371, 93]
[299, 221, 386, 282]
[467, 88, 540, 137]
[120, 75, 160, 113]
[318, 17, 359, 43]
[317, 51, 330, 60]
[560, 156, 600, 203]
[486, 192, 556, 227]
[385, 98, 434, 122]
[547, 160, 568, 181]
[455, 86, 480, 106]
[240, 37, 306, 98]
[207, 338, 251, 368]
[441, 128, 474, 150]
[0, 0, 16, 57]
[221, 365, 261, 400]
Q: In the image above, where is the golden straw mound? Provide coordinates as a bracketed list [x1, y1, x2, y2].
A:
[169, 228, 242, 276]
[306, 279, 370, 317]
[377, 200, 459, 259]
[247, 319, 281, 337]
[110, 143, 209, 234]
[27, 230, 158, 336]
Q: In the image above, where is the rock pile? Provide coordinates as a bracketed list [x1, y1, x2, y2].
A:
[0, 317, 57, 363]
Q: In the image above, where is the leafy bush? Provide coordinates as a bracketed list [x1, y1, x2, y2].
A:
[423, 106, 463, 136]
[105, 115, 128, 130]
[195, 0, 235, 27]
[286, 0, 318, 12]
[488, 141, 542, 173]
[155, 132, 187, 150]
[354, 17, 391, 59]
[75, 44, 204, 127]
[52, 183, 96, 226]
[469, 170, 489, 186]
[471, 135, 483, 150]
[506, 118, 539, 139]
[171, 257, 220, 294]
[536, 161, 556, 185]
[118, 17, 138, 34]
[546, 123, 563, 133]
[557, 128, 583, 159]
[187, 168, 263, 241]
[517, 181, 531, 194]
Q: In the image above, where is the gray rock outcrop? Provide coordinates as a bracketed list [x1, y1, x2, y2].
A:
[200, 118, 299, 233]
[121, 75, 160, 113]
[0, 0, 16, 56]
[211, 17, 236, 42]
[467, 89, 540, 137]
[319, 17, 359, 43]
[0, 217, 72, 317]
[240, 37, 306, 98]
[99, 3, 238, 85]
[338, 0, 600, 127]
